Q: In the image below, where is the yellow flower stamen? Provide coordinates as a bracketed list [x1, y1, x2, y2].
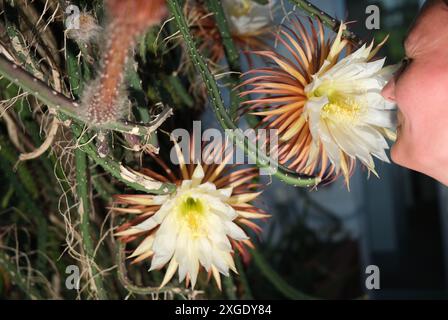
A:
[321, 100, 361, 124]
[178, 196, 206, 236]
[228, 0, 252, 17]
[309, 86, 364, 125]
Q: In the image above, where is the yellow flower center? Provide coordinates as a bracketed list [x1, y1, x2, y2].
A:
[310, 86, 363, 124]
[228, 0, 253, 17]
[178, 196, 206, 235]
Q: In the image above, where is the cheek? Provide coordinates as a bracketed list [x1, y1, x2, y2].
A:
[392, 61, 448, 169]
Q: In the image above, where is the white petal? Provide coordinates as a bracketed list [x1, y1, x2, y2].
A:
[152, 232, 177, 260]
[159, 258, 179, 288]
[191, 164, 205, 186]
[151, 195, 170, 205]
[175, 230, 190, 283]
[133, 217, 158, 231]
[207, 215, 232, 251]
[180, 180, 192, 190]
[197, 182, 217, 193]
[364, 109, 395, 128]
[327, 121, 373, 168]
[152, 199, 175, 224]
[187, 241, 200, 288]
[319, 119, 342, 170]
[225, 221, 249, 241]
[304, 96, 327, 141]
[178, 259, 188, 283]
[150, 252, 172, 271]
[206, 195, 238, 220]
[211, 249, 230, 276]
[215, 187, 233, 200]
[197, 237, 213, 271]
[130, 235, 154, 258]
[223, 251, 237, 274]
[223, 0, 274, 35]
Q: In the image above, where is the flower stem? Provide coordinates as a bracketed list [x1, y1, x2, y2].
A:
[250, 248, 316, 300]
[167, 74, 195, 108]
[235, 254, 253, 299]
[223, 275, 237, 299]
[204, 0, 254, 123]
[205, 0, 240, 72]
[75, 149, 108, 300]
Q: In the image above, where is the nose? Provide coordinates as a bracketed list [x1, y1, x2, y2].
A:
[381, 77, 396, 103]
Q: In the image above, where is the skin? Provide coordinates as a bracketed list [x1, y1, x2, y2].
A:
[381, 0, 448, 185]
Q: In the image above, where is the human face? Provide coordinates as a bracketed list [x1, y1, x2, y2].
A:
[381, 0, 448, 184]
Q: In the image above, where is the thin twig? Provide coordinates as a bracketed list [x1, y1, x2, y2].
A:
[19, 117, 60, 161]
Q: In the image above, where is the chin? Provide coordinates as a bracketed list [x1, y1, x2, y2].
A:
[390, 142, 418, 171]
[391, 142, 437, 180]
[390, 130, 413, 168]
[390, 142, 404, 166]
